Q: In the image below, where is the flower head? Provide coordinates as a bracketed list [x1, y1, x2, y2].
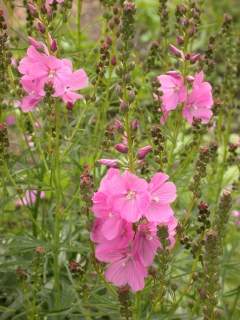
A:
[157, 71, 187, 111]
[182, 71, 213, 124]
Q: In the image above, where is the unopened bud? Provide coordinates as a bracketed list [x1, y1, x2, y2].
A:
[115, 143, 128, 154]
[137, 145, 152, 160]
[50, 38, 58, 52]
[98, 159, 119, 168]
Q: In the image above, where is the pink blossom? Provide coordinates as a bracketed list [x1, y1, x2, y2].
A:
[182, 71, 213, 124]
[16, 190, 45, 207]
[94, 224, 147, 292]
[145, 173, 176, 222]
[53, 69, 88, 104]
[111, 171, 149, 222]
[157, 71, 187, 111]
[105, 249, 147, 292]
[133, 222, 160, 267]
[91, 169, 178, 292]
[160, 215, 178, 249]
[18, 41, 88, 112]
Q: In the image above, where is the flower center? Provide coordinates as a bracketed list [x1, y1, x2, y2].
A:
[152, 196, 160, 203]
[126, 190, 136, 200]
[48, 69, 56, 78]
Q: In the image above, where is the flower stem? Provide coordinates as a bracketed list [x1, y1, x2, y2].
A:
[52, 103, 62, 308]
[77, 0, 83, 45]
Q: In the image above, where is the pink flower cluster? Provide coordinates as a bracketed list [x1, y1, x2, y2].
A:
[157, 70, 213, 124]
[18, 38, 88, 112]
[91, 169, 177, 292]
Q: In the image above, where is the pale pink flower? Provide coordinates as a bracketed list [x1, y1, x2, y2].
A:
[157, 71, 187, 111]
[16, 190, 45, 207]
[145, 173, 176, 222]
[111, 171, 149, 222]
[182, 71, 213, 124]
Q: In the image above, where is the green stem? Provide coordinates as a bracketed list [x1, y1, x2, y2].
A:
[125, 112, 135, 173]
[53, 103, 62, 308]
[77, 0, 83, 44]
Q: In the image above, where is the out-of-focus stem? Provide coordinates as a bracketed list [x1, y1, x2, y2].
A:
[77, 0, 83, 44]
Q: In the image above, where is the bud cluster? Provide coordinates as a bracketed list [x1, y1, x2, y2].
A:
[0, 10, 11, 98]
[158, 0, 169, 39]
[151, 125, 167, 167]
[175, 1, 202, 45]
[80, 165, 94, 205]
[189, 146, 210, 198]
[201, 230, 220, 320]
[0, 123, 9, 166]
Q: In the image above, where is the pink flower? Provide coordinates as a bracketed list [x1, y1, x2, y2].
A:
[133, 222, 160, 266]
[111, 171, 149, 222]
[16, 190, 45, 207]
[145, 173, 176, 222]
[18, 41, 88, 112]
[91, 169, 178, 292]
[159, 215, 178, 249]
[105, 249, 147, 292]
[157, 71, 187, 111]
[182, 71, 213, 124]
[53, 69, 89, 104]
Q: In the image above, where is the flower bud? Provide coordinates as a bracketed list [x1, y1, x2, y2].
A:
[28, 3, 38, 17]
[120, 99, 129, 112]
[137, 145, 152, 160]
[50, 38, 58, 52]
[169, 44, 185, 59]
[115, 143, 128, 154]
[66, 102, 74, 110]
[98, 159, 119, 168]
[37, 21, 46, 34]
[131, 119, 139, 130]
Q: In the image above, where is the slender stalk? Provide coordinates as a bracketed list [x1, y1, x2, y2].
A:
[77, 0, 83, 44]
[52, 103, 62, 308]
